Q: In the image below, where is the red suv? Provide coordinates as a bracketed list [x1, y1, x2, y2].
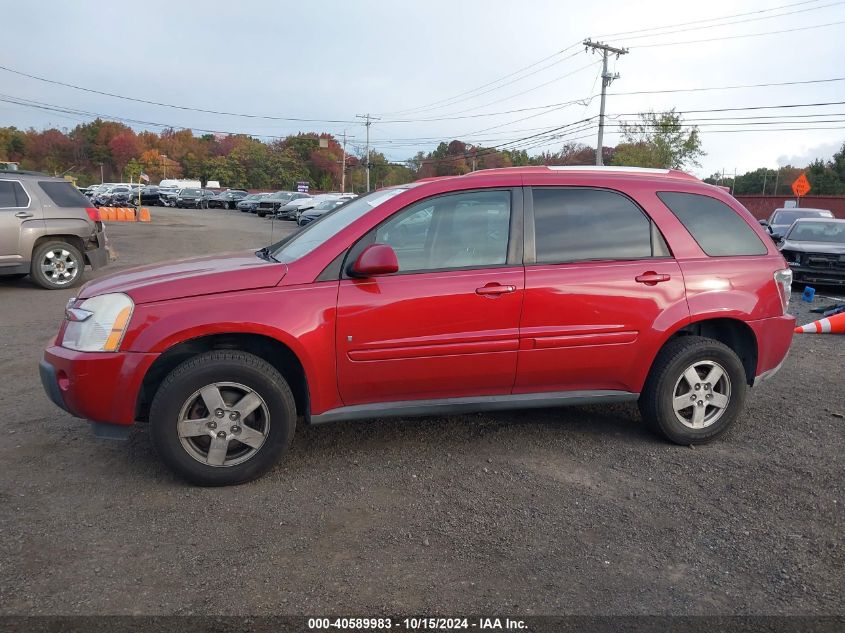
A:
[40, 167, 795, 486]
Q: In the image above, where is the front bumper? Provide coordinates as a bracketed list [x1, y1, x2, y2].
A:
[788, 263, 845, 285]
[40, 345, 159, 427]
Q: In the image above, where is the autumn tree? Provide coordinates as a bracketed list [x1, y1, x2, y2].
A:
[612, 109, 704, 170]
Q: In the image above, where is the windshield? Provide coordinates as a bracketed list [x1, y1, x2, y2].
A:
[315, 200, 340, 210]
[181, 188, 201, 196]
[772, 210, 829, 225]
[787, 221, 845, 243]
[268, 192, 293, 202]
[271, 187, 410, 263]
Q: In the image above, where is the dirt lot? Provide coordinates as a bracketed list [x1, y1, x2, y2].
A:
[0, 207, 842, 616]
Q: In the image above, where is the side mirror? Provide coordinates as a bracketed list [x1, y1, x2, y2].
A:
[758, 219, 769, 227]
[350, 243, 399, 277]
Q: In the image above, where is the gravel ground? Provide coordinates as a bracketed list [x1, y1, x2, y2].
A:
[0, 207, 842, 616]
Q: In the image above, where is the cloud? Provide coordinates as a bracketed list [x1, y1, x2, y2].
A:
[776, 141, 843, 167]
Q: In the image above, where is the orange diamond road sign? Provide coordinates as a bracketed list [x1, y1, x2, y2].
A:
[792, 173, 811, 197]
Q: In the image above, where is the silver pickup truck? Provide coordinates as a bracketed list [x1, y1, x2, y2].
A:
[0, 169, 109, 289]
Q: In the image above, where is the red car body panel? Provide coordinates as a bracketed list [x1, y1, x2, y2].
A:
[39, 167, 796, 430]
[516, 259, 689, 393]
[78, 251, 288, 304]
[336, 267, 525, 404]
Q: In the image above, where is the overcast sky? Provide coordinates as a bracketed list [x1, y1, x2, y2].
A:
[3, 0, 844, 177]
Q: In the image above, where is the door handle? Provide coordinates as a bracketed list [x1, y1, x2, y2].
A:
[476, 283, 516, 296]
[15, 211, 33, 219]
[635, 272, 671, 286]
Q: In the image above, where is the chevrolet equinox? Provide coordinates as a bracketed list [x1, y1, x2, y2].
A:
[40, 167, 795, 485]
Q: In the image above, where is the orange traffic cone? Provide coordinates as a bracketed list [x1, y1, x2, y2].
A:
[125, 208, 136, 221]
[100, 207, 114, 221]
[115, 208, 127, 221]
[795, 311, 845, 334]
[138, 207, 151, 222]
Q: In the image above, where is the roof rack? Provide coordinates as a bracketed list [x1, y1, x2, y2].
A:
[460, 165, 699, 181]
[0, 168, 52, 177]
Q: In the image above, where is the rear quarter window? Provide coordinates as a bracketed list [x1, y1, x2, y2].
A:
[38, 181, 92, 207]
[657, 192, 768, 256]
[0, 180, 30, 207]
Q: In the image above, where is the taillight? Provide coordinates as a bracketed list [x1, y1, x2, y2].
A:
[86, 207, 100, 221]
[774, 268, 793, 314]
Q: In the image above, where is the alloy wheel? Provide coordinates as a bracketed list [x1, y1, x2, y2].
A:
[177, 382, 270, 467]
[671, 360, 731, 429]
[40, 248, 80, 286]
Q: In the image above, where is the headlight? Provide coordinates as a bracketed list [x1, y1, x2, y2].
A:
[62, 293, 134, 352]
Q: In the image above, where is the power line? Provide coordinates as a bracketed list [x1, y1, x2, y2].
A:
[0, 65, 360, 124]
[630, 18, 845, 48]
[389, 59, 601, 121]
[378, 43, 583, 116]
[597, 0, 828, 37]
[615, 0, 845, 42]
[612, 99, 845, 116]
[610, 76, 845, 96]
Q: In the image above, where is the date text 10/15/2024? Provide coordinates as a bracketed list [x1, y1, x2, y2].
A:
[308, 617, 528, 630]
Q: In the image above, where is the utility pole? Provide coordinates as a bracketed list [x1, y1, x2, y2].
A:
[356, 113, 380, 192]
[583, 39, 628, 166]
[339, 131, 355, 193]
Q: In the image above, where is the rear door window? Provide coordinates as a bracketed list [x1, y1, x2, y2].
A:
[0, 180, 30, 208]
[38, 181, 91, 207]
[658, 192, 767, 256]
[531, 188, 659, 263]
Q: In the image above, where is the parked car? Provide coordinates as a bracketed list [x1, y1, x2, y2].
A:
[778, 217, 845, 286]
[111, 186, 139, 207]
[1, 169, 109, 289]
[93, 185, 132, 207]
[174, 188, 217, 209]
[139, 185, 162, 206]
[236, 192, 271, 212]
[255, 191, 309, 217]
[297, 198, 348, 226]
[276, 193, 345, 221]
[158, 187, 179, 206]
[86, 183, 115, 200]
[39, 166, 796, 486]
[158, 179, 202, 207]
[760, 207, 834, 239]
[209, 190, 249, 209]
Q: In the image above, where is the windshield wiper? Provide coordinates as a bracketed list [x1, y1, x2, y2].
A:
[255, 246, 279, 263]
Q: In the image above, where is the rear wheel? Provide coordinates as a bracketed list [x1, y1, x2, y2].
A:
[639, 336, 746, 445]
[149, 350, 296, 486]
[30, 241, 84, 290]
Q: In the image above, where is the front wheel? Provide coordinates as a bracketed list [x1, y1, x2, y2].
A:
[149, 350, 296, 486]
[639, 336, 747, 445]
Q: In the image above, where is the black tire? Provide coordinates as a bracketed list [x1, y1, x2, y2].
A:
[639, 335, 747, 445]
[149, 350, 296, 486]
[257, 211, 266, 218]
[30, 240, 85, 290]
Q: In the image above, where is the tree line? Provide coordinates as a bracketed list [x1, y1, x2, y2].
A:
[2, 111, 844, 195]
